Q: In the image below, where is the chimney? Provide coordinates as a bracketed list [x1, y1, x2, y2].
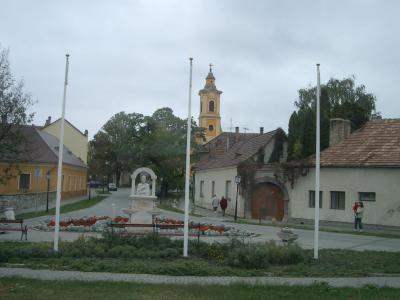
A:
[235, 127, 240, 143]
[260, 127, 264, 135]
[45, 116, 51, 126]
[329, 118, 351, 147]
[84, 129, 88, 136]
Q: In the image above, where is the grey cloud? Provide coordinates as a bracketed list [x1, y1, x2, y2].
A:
[0, 0, 399, 138]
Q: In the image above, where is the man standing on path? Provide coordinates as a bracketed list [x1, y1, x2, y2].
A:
[220, 196, 227, 216]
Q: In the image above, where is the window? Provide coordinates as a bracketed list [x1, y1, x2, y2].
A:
[208, 125, 214, 131]
[225, 180, 232, 200]
[200, 102, 202, 113]
[19, 174, 30, 191]
[359, 192, 376, 202]
[62, 175, 65, 191]
[309, 190, 323, 208]
[330, 191, 345, 210]
[209, 100, 214, 112]
[211, 181, 215, 197]
[68, 176, 71, 191]
[200, 181, 204, 197]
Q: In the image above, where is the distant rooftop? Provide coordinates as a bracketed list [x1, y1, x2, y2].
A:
[1, 125, 86, 168]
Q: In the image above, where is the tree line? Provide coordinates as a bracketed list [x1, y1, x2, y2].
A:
[88, 108, 204, 197]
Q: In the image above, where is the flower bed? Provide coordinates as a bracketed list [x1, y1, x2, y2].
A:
[34, 216, 256, 237]
[34, 216, 128, 233]
[156, 217, 255, 237]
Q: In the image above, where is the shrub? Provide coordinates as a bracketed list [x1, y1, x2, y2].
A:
[225, 240, 304, 269]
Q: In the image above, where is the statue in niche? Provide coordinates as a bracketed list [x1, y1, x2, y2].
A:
[136, 174, 151, 196]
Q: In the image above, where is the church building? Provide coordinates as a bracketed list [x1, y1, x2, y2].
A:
[198, 65, 223, 143]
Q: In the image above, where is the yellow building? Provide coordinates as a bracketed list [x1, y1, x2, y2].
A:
[0, 125, 87, 212]
[41, 117, 89, 164]
[198, 66, 223, 143]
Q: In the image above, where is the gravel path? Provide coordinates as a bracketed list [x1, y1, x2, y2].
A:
[1, 267, 400, 287]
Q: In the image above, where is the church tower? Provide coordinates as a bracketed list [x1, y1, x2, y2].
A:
[198, 65, 222, 143]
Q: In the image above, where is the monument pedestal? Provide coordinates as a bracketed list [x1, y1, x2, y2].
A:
[123, 195, 160, 224]
[122, 167, 160, 233]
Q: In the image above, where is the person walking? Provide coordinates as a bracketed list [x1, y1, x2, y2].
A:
[352, 201, 360, 215]
[354, 201, 364, 231]
[220, 196, 228, 216]
[211, 195, 219, 213]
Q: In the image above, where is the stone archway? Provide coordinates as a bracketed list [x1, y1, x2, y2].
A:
[252, 173, 289, 220]
[251, 182, 284, 220]
[130, 167, 157, 197]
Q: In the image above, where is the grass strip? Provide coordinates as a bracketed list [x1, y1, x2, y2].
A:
[157, 202, 203, 217]
[95, 189, 111, 195]
[0, 277, 399, 300]
[15, 195, 107, 220]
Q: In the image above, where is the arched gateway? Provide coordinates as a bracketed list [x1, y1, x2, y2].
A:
[251, 177, 288, 221]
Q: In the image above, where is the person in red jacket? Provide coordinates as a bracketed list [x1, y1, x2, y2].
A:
[220, 196, 228, 216]
[352, 201, 360, 214]
[352, 201, 360, 230]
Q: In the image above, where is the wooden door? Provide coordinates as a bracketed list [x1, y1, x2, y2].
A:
[251, 183, 284, 220]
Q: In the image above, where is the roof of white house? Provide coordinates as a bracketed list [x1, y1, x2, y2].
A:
[311, 119, 400, 167]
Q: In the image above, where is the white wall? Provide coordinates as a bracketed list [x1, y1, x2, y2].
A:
[288, 167, 400, 226]
[195, 167, 245, 217]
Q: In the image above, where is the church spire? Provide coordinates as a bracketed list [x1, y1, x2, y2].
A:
[198, 65, 223, 143]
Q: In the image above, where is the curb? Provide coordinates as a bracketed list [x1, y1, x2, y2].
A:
[1, 268, 400, 288]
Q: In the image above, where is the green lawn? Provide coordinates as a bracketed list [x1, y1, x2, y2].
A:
[15, 195, 107, 220]
[0, 278, 399, 300]
[157, 202, 203, 217]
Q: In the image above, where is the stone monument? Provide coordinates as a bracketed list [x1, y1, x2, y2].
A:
[122, 167, 160, 225]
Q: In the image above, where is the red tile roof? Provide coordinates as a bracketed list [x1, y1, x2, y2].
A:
[194, 129, 279, 171]
[312, 119, 400, 167]
[1, 125, 86, 168]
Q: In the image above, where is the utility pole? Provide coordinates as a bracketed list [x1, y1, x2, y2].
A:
[53, 54, 69, 252]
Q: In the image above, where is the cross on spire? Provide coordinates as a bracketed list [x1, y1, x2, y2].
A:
[209, 63, 213, 73]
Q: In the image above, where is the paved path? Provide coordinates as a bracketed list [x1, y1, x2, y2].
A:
[1, 267, 400, 288]
[1, 188, 400, 252]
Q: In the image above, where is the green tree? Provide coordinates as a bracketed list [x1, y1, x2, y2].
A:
[141, 107, 201, 197]
[89, 107, 203, 197]
[288, 76, 378, 160]
[88, 112, 145, 185]
[0, 46, 35, 184]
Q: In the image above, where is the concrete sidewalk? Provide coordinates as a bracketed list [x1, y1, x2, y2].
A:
[1, 267, 400, 288]
[190, 203, 400, 237]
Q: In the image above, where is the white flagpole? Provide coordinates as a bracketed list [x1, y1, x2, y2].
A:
[54, 54, 70, 252]
[183, 57, 193, 257]
[314, 63, 321, 259]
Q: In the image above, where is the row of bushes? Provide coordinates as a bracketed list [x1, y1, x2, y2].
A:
[0, 234, 305, 269]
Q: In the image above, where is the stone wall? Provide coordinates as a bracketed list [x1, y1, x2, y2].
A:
[0, 192, 57, 213]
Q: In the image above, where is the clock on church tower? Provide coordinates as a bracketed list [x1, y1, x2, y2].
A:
[198, 64, 223, 143]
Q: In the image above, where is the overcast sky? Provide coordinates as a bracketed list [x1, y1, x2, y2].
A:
[1, 0, 399, 138]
